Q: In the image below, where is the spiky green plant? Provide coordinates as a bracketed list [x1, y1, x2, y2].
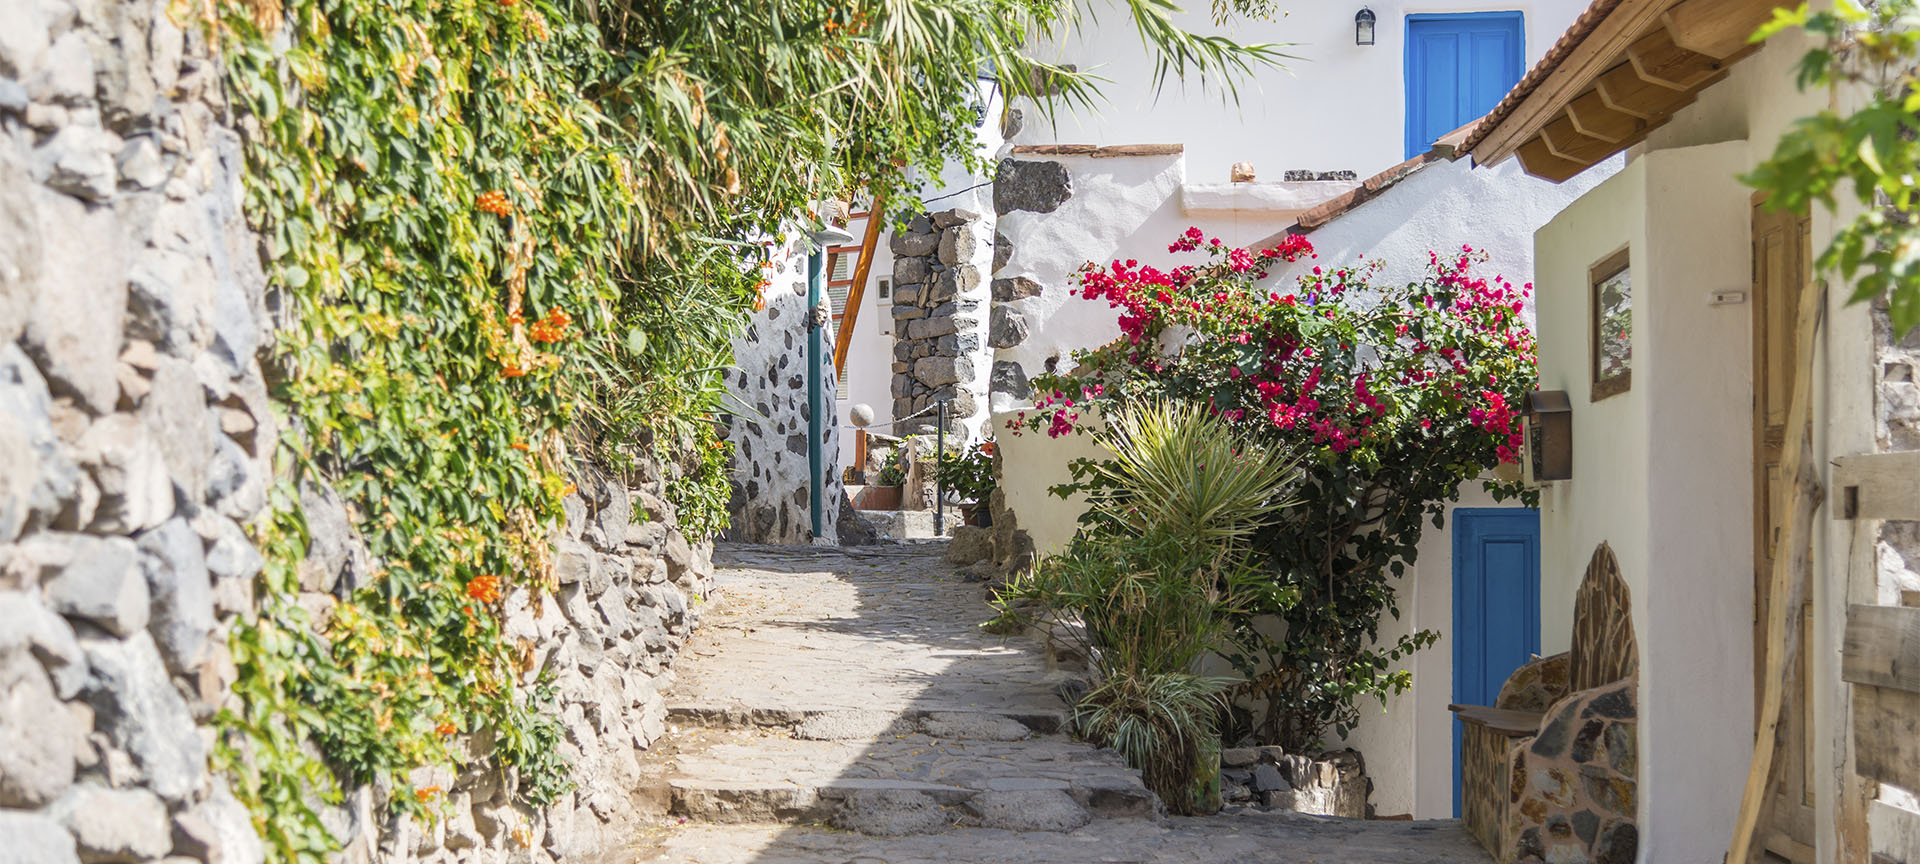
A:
[999, 400, 1300, 812]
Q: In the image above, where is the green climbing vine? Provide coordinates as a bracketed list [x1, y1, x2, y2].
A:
[211, 0, 715, 858]
[203, 0, 1287, 857]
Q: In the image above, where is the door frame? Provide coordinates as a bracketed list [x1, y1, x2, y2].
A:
[1404, 10, 1527, 160]
[1450, 505, 1542, 816]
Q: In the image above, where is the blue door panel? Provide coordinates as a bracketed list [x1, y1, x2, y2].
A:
[1450, 507, 1540, 816]
[1406, 12, 1525, 159]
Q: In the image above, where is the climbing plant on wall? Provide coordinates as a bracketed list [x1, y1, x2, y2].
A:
[215, 0, 668, 856]
[211, 0, 1290, 857]
[1013, 230, 1538, 749]
[1745, 0, 1920, 333]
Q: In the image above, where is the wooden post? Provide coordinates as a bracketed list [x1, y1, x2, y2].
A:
[833, 198, 886, 379]
[1728, 281, 1827, 864]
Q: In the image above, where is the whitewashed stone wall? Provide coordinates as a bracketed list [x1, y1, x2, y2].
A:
[0, 2, 721, 862]
[723, 231, 843, 544]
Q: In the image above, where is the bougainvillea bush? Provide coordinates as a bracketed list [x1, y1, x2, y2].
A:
[1011, 228, 1538, 749]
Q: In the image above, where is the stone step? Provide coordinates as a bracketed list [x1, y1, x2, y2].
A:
[666, 704, 1069, 739]
[649, 728, 1160, 835]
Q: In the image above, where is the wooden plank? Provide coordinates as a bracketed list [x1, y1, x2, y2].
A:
[1835, 451, 1920, 521]
[1627, 25, 1725, 89]
[1472, 0, 1683, 165]
[1843, 604, 1920, 693]
[1765, 830, 1816, 864]
[1542, 113, 1619, 165]
[1567, 89, 1646, 142]
[1516, 135, 1593, 182]
[832, 197, 886, 379]
[1854, 683, 1920, 793]
[1448, 703, 1547, 736]
[1596, 61, 1698, 119]
[1663, 0, 1784, 59]
[1727, 280, 1827, 864]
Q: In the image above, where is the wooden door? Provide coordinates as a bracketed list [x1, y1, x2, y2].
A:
[1450, 508, 1542, 817]
[1750, 197, 1815, 863]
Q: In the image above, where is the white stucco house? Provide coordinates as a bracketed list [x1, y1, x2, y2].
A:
[1444, 1, 1920, 862]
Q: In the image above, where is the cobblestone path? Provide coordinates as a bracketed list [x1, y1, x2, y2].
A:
[633, 543, 1488, 863]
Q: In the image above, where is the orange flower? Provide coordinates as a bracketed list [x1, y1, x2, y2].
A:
[466, 574, 501, 603]
[415, 786, 441, 802]
[528, 308, 571, 343]
[436, 722, 457, 736]
[475, 190, 511, 216]
[980, 442, 996, 456]
[511, 441, 530, 451]
[500, 363, 527, 378]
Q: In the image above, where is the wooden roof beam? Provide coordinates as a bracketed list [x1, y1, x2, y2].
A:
[1516, 136, 1593, 183]
[1595, 62, 1699, 119]
[1663, 0, 1785, 59]
[1566, 89, 1646, 143]
[1628, 25, 1725, 90]
[1542, 113, 1619, 164]
[1469, 0, 1683, 166]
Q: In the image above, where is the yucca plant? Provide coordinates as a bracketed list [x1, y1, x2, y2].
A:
[999, 399, 1300, 813]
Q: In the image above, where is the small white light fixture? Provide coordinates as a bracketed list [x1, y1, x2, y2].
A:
[1355, 7, 1377, 46]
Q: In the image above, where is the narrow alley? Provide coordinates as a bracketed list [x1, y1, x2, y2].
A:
[632, 544, 1489, 863]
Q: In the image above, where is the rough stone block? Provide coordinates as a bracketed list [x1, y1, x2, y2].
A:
[77, 415, 174, 535]
[0, 652, 74, 807]
[79, 632, 207, 803]
[888, 231, 938, 258]
[930, 208, 979, 229]
[297, 481, 366, 595]
[53, 782, 172, 863]
[0, 810, 80, 864]
[892, 257, 929, 284]
[993, 159, 1072, 215]
[0, 345, 79, 543]
[988, 305, 1029, 349]
[22, 186, 129, 414]
[40, 533, 148, 637]
[137, 358, 210, 503]
[0, 591, 85, 698]
[937, 223, 977, 266]
[137, 517, 213, 674]
[912, 356, 972, 388]
[967, 789, 1090, 832]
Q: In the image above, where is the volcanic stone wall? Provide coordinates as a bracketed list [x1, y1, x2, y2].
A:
[889, 207, 992, 438]
[0, 2, 718, 862]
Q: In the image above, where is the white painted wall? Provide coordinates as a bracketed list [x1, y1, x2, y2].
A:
[1020, 0, 1592, 181]
[1520, 22, 1920, 862]
[725, 229, 843, 544]
[989, 142, 1607, 817]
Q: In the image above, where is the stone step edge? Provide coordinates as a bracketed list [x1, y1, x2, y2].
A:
[665, 704, 1070, 736]
[666, 776, 1161, 831]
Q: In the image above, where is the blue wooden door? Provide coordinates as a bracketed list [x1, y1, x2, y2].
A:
[1405, 12, 1525, 159]
[1450, 507, 1540, 816]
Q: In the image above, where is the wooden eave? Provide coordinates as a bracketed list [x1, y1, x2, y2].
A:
[1464, 0, 1788, 182]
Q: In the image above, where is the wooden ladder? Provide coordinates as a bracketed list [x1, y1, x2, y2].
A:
[828, 198, 885, 380]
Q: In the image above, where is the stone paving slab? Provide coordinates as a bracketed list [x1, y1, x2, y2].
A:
[632, 811, 1491, 863]
[665, 545, 1073, 720]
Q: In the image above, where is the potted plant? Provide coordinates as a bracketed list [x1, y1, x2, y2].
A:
[860, 461, 906, 510]
[937, 439, 998, 525]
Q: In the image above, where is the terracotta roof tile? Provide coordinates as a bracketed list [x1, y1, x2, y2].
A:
[1457, 0, 1626, 157]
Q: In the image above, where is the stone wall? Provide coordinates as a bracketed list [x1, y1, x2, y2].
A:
[1872, 309, 1920, 604]
[889, 207, 992, 439]
[0, 0, 278, 859]
[723, 230, 843, 544]
[325, 469, 714, 863]
[0, 2, 721, 861]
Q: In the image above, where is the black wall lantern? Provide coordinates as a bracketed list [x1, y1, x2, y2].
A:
[1522, 390, 1573, 484]
[1355, 7, 1377, 46]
